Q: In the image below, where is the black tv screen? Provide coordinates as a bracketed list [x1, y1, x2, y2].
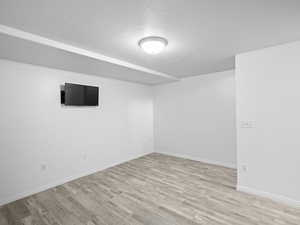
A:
[64, 83, 99, 106]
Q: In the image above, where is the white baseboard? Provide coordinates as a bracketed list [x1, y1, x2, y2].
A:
[0, 152, 151, 206]
[237, 185, 300, 208]
[157, 151, 237, 169]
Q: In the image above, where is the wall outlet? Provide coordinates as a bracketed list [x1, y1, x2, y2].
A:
[40, 164, 47, 171]
[241, 165, 248, 172]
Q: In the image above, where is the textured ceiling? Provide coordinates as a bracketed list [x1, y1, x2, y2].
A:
[0, 0, 300, 82]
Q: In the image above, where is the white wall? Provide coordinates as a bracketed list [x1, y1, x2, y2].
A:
[154, 70, 236, 168]
[236, 41, 300, 206]
[0, 59, 153, 205]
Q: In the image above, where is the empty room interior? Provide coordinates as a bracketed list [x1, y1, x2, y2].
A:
[1, 1, 300, 224]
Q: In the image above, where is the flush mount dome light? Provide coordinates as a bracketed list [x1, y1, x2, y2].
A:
[138, 36, 168, 54]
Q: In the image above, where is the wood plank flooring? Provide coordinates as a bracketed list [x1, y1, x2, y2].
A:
[0, 153, 299, 225]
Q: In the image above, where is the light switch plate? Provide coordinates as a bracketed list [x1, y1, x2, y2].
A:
[240, 121, 254, 128]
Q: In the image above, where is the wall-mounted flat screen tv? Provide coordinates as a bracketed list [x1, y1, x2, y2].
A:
[62, 83, 99, 106]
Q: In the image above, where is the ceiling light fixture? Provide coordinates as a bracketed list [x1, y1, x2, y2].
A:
[138, 36, 168, 55]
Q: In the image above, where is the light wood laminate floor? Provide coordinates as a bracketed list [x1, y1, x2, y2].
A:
[0, 153, 299, 225]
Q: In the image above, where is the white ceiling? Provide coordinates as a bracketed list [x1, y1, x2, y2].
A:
[0, 0, 300, 84]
